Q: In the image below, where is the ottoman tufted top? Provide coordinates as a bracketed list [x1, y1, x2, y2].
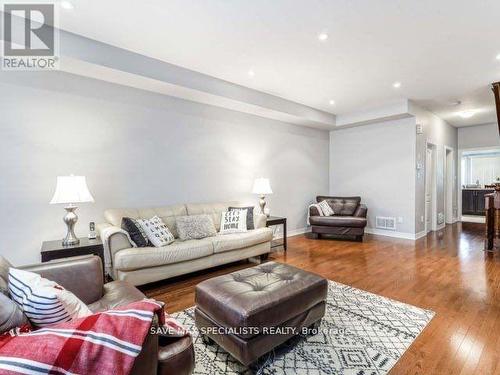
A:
[195, 262, 327, 338]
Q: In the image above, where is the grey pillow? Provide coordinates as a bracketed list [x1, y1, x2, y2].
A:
[176, 215, 217, 241]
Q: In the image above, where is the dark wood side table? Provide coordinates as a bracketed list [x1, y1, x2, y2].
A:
[41, 238, 105, 278]
[266, 216, 287, 252]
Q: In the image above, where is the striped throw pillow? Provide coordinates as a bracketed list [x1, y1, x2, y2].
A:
[8, 268, 92, 327]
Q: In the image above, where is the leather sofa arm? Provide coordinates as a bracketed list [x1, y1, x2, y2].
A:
[254, 213, 267, 229]
[354, 204, 368, 218]
[20, 255, 104, 305]
[309, 205, 320, 217]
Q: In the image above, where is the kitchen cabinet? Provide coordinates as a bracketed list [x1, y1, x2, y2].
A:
[462, 189, 494, 216]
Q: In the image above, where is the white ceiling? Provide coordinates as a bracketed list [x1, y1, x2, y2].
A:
[58, 0, 500, 127]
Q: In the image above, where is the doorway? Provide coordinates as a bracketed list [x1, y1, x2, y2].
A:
[444, 147, 454, 224]
[425, 143, 437, 233]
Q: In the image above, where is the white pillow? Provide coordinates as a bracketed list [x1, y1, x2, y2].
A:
[137, 216, 175, 247]
[318, 200, 334, 216]
[8, 268, 92, 327]
[219, 209, 248, 234]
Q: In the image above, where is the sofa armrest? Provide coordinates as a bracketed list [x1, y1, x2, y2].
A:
[254, 213, 267, 229]
[20, 255, 104, 305]
[309, 205, 320, 217]
[354, 204, 368, 218]
[97, 223, 134, 266]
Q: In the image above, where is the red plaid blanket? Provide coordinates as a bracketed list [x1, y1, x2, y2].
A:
[0, 299, 165, 375]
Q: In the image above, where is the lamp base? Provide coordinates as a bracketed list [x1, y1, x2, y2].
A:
[62, 205, 80, 247]
[259, 195, 270, 217]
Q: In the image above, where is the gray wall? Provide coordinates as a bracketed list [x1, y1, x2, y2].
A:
[410, 104, 458, 234]
[458, 123, 500, 149]
[0, 71, 329, 265]
[329, 118, 416, 235]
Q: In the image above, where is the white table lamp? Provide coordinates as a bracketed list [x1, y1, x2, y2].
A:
[252, 178, 273, 216]
[50, 175, 94, 246]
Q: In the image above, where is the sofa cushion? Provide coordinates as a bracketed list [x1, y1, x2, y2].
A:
[105, 204, 187, 238]
[114, 239, 213, 271]
[186, 202, 238, 232]
[176, 214, 217, 241]
[211, 228, 273, 254]
[316, 196, 361, 216]
[309, 216, 367, 228]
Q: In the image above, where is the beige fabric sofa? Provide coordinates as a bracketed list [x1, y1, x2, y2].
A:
[97, 202, 272, 286]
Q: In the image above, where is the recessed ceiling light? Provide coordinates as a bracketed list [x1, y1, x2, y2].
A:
[496, 53, 500, 60]
[458, 110, 476, 118]
[247, 69, 255, 78]
[392, 81, 401, 88]
[318, 33, 328, 42]
[329, 99, 335, 105]
[60, 1, 74, 9]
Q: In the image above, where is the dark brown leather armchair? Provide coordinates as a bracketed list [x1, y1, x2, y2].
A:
[0, 255, 194, 375]
[309, 196, 368, 241]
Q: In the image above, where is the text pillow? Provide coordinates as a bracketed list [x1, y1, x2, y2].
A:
[8, 268, 92, 328]
[176, 215, 217, 241]
[318, 200, 334, 216]
[137, 216, 175, 247]
[220, 209, 248, 234]
[229, 206, 255, 230]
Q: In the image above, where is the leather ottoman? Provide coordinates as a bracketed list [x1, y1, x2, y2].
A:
[195, 262, 328, 366]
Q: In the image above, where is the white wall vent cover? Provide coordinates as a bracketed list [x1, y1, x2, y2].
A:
[375, 216, 397, 230]
[437, 212, 445, 225]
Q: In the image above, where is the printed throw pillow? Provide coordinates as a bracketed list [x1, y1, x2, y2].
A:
[137, 216, 175, 247]
[8, 268, 92, 328]
[228, 206, 255, 230]
[219, 209, 248, 235]
[318, 200, 334, 216]
[121, 217, 149, 247]
[175, 215, 217, 241]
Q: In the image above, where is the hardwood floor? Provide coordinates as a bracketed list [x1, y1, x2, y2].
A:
[141, 222, 500, 374]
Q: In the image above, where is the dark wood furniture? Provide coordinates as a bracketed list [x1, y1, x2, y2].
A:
[462, 189, 494, 216]
[484, 185, 500, 251]
[266, 216, 287, 252]
[41, 237, 105, 277]
[492, 81, 500, 135]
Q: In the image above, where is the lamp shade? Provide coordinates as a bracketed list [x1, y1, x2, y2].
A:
[50, 175, 94, 204]
[252, 178, 273, 195]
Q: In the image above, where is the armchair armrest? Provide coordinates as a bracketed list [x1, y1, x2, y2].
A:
[309, 205, 320, 217]
[354, 204, 368, 218]
[254, 213, 267, 229]
[21, 255, 104, 305]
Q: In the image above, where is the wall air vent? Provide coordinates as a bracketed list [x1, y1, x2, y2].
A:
[375, 216, 397, 230]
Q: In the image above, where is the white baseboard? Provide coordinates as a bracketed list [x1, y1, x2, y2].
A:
[461, 215, 485, 223]
[436, 223, 446, 231]
[415, 230, 427, 240]
[273, 226, 311, 239]
[365, 228, 427, 240]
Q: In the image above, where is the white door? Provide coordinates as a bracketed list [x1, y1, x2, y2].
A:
[425, 147, 433, 233]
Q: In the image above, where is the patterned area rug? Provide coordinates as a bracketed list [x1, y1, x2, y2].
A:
[172, 280, 434, 375]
